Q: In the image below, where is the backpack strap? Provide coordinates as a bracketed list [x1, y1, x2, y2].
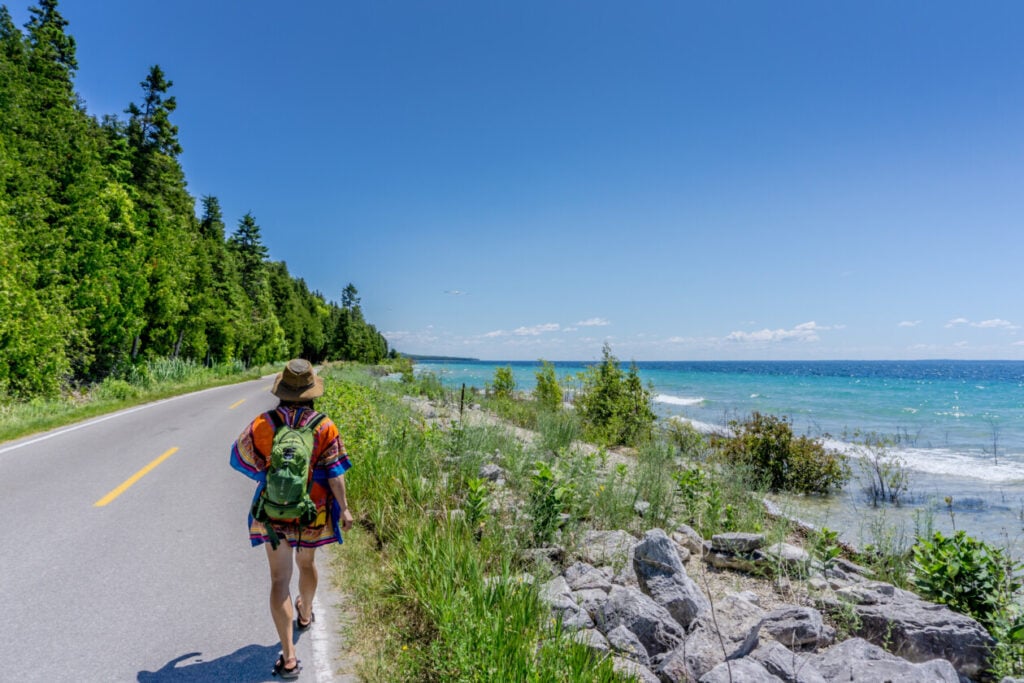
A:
[266, 408, 286, 430]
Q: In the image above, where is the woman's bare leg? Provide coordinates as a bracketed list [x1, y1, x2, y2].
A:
[295, 547, 318, 624]
[265, 541, 298, 668]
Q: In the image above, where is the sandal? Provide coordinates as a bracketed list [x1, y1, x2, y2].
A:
[295, 596, 315, 631]
[272, 654, 301, 679]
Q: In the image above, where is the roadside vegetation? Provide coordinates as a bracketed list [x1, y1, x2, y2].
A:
[321, 355, 1024, 680]
[0, 357, 279, 443]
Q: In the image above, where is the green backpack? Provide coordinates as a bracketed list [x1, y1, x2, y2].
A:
[251, 410, 326, 549]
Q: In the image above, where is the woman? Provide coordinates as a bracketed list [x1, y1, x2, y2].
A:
[230, 359, 354, 679]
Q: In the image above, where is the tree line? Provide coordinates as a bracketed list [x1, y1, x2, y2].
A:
[0, 1, 390, 399]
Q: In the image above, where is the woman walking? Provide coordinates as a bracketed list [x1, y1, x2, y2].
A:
[230, 359, 354, 679]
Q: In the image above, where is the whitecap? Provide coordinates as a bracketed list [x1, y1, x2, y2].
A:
[655, 394, 706, 407]
[669, 415, 728, 436]
[820, 438, 1024, 483]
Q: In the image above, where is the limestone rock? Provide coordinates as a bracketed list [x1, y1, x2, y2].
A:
[699, 658, 785, 682]
[750, 641, 828, 683]
[579, 530, 637, 566]
[564, 561, 612, 592]
[611, 656, 661, 683]
[712, 532, 765, 554]
[597, 585, 685, 656]
[658, 594, 765, 682]
[633, 529, 710, 628]
[760, 606, 835, 651]
[672, 523, 705, 555]
[570, 628, 609, 653]
[538, 576, 593, 630]
[809, 637, 960, 683]
[606, 624, 650, 666]
[828, 581, 993, 679]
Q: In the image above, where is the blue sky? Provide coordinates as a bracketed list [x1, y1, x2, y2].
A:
[17, 1, 1024, 361]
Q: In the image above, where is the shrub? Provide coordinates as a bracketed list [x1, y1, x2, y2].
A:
[93, 378, 139, 401]
[910, 530, 1022, 631]
[720, 412, 848, 494]
[856, 434, 910, 507]
[575, 344, 655, 447]
[529, 460, 573, 545]
[491, 366, 515, 399]
[532, 360, 562, 411]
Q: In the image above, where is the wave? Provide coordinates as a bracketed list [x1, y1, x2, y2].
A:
[655, 394, 705, 407]
[669, 417, 1024, 483]
[668, 415, 728, 436]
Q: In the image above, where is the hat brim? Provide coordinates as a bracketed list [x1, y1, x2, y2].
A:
[271, 374, 324, 401]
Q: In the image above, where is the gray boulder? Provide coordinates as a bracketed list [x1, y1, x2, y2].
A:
[597, 585, 686, 656]
[828, 581, 993, 679]
[712, 532, 765, 554]
[672, 523, 705, 555]
[564, 561, 612, 592]
[538, 576, 593, 630]
[478, 463, 505, 482]
[611, 656, 661, 683]
[750, 641, 828, 683]
[570, 628, 609, 653]
[606, 624, 650, 666]
[760, 606, 835, 651]
[757, 542, 812, 571]
[633, 529, 710, 629]
[573, 588, 610, 621]
[658, 593, 766, 682]
[579, 530, 636, 566]
[699, 659, 785, 682]
[809, 637, 960, 682]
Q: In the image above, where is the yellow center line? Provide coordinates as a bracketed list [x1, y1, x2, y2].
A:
[229, 399, 246, 409]
[94, 447, 180, 507]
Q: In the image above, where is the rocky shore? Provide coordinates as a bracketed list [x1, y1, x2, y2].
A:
[406, 395, 1019, 683]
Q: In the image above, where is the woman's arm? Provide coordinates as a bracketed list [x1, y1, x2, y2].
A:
[328, 474, 354, 531]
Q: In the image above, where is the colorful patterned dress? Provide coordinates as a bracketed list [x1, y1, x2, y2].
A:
[230, 406, 352, 548]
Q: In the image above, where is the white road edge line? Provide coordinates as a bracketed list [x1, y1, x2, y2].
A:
[311, 594, 335, 682]
[0, 376, 275, 457]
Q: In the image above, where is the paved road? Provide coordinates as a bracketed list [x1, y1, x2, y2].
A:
[0, 376, 353, 682]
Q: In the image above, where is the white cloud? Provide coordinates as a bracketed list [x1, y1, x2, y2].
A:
[954, 341, 969, 348]
[562, 327, 578, 333]
[944, 317, 1018, 330]
[1013, 341, 1024, 347]
[482, 329, 506, 338]
[577, 317, 611, 327]
[898, 320, 921, 328]
[972, 319, 1019, 330]
[444, 289, 467, 296]
[513, 323, 561, 336]
[726, 321, 832, 344]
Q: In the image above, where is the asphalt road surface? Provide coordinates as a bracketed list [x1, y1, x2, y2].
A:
[0, 376, 354, 682]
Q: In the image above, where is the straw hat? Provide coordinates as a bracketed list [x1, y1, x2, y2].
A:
[271, 359, 324, 401]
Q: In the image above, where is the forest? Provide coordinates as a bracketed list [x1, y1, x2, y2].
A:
[0, 1, 391, 400]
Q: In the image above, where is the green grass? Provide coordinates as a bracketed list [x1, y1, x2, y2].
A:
[319, 368, 625, 681]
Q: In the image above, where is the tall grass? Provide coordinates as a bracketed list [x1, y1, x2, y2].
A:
[319, 368, 623, 681]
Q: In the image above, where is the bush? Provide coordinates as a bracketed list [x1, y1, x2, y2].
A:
[93, 378, 139, 401]
[533, 360, 562, 411]
[910, 530, 1022, 631]
[720, 412, 848, 494]
[575, 344, 656, 447]
[491, 366, 515, 399]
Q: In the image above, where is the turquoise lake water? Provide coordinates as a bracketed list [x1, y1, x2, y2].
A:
[415, 359, 1024, 552]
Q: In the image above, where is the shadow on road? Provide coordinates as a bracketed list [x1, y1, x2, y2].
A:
[137, 643, 282, 682]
